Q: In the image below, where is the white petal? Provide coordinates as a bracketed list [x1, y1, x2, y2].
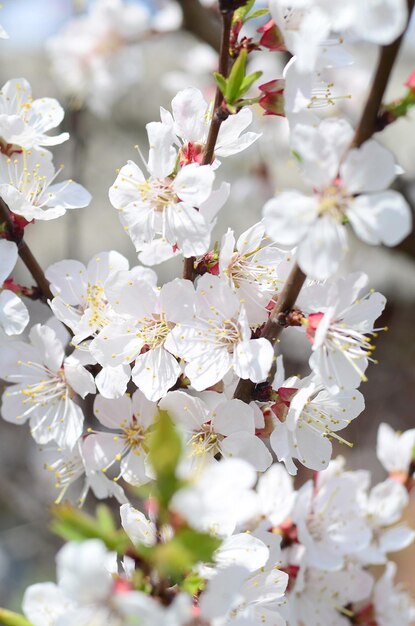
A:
[347, 191, 412, 246]
[341, 140, 396, 194]
[297, 216, 347, 279]
[0, 290, 29, 335]
[233, 338, 273, 383]
[132, 347, 180, 401]
[263, 191, 319, 246]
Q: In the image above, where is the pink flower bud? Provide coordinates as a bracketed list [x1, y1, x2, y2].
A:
[405, 69, 415, 91]
[257, 19, 285, 51]
[259, 79, 285, 116]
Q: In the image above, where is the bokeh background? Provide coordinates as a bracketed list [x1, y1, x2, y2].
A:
[0, 0, 415, 610]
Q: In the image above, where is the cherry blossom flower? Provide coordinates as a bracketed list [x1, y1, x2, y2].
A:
[301, 272, 386, 392]
[0, 78, 69, 150]
[159, 390, 273, 471]
[283, 560, 374, 626]
[87, 390, 157, 486]
[45, 250, 129, 345]
[170, 458, 260, 537]
[269, 371, 365, 474]
[0, 149, 91, 221]
[165, 273, 274, 391]
[161, 87, 261, 162]
[269, 0, 408, 75]
[358, 478, 415, 565]
[372, 561, 415, 626]
[293, 472, 372, 570]
[0, 324, 95, 449]
[43, 438, 128, 506]
[109, 121, 226, 264]
[90, 275, 192, 401]
[263, 118, 412, 279]
[376, 422, 415, 478]
[218, 222, 293, 326]
[46, 0, 154, 117]
[0, 238, 29, 335]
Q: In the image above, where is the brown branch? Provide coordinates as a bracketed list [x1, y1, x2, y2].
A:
[234, 4, 414, 403]
[183, 9, 234, 281]
[176, 0, 221, 50]
[0, 198, 53, 301]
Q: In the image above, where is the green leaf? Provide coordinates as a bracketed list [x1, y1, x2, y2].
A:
[0, 609, 33, 626]
[214, 72, 228, 97]
[225, 48, 248, 105]
[245, 8, 269, 21]
[96, 504, 116, 533]
[51, 504, 130, 553]
[239, 70, 263, 97]
[148, 411, 183, 510]
[181, 572, 206, 594]
[152, 529, 221, 580]
[233, 0, 255, 22]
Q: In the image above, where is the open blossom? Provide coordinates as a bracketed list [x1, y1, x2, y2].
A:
[269, 370, 365, 475]
[218, 222, 293, 326]
[293, 472, 372, 570]
[109, 121, 226, 265]
[0, 238, 29, 335]
[160, 390, 273, 472]
[0, 78, 68, 150]
[269, 0, 408, 75]
[372, 561, 415, 626]
[90, 275, 193, 401]
[200, 563, 288, 625]
[300, 272, 386, 393]
[43, 438, 127, 506]
[283, 560, 374, 626]
[165, 273, 274, 391]
[87, 390, 157, 485]
[0, 324, 95, 449]
[162, 87, 261, 162]
[377, 422, 415, 478]
[0, 149, 91, 221]
[46, 250, 129, 345]
[171, 458, 260, 537]
[46, 0, 154, 117]
[358, 478, 415, 565]
[263, 118, 412, 279]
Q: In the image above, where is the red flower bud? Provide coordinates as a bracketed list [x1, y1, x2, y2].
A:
[257, 19, 285, 51]
[405, 69, 415, 91]
[259, 79, 285, 117]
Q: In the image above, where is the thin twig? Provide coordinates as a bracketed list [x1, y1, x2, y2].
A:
[183, 9, 234, 281]
[234, 4, 414, 403]
[0, 198, 53, 301]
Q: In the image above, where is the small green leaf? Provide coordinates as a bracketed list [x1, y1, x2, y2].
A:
[214, 72, 228, 97]
[0, 609, 33, 626]
[233, 0, 255, 22]
[245, 8, 269, 21]
[96, 504, 116, 533]
[181, 572, 206, 594]
[239, 70, 263, 97]
[51, 504, 130, 553]
[225, 48, 248, 105]
[148, 411, 183, 510]
[291, 149, 303, 163]
[152, 529, 221, 580]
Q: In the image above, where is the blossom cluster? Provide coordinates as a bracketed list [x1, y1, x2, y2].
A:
[1, 0, 415, 625]
[21, 424, 415, 626]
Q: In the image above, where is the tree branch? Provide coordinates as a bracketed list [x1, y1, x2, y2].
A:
[183, 8, 234, 281]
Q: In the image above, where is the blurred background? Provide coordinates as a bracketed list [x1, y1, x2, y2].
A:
[0, 0, 415, 610]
